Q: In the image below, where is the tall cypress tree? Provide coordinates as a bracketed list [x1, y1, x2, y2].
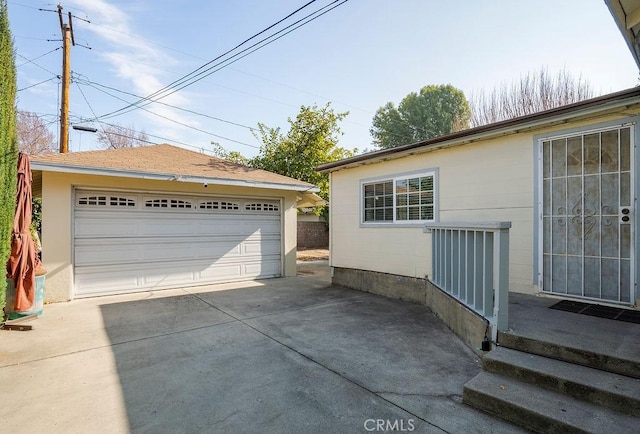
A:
[0, 0, 18, 312]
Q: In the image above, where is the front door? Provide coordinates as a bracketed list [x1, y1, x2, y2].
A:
[540, 125, 634, 304]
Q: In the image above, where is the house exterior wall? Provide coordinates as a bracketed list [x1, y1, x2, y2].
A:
[40, 171, 298, 302]
[329, 114, 637, 296]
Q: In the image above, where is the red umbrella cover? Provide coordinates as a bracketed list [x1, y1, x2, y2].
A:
[6, 153, 43, 312]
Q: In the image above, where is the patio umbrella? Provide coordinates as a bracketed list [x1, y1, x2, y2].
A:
[6, 153, 43, 312]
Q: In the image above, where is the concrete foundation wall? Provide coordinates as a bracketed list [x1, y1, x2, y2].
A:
[332, 267, 488, 354]
[297, 221, 329, 249]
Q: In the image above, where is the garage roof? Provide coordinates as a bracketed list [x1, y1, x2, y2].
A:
[31, 144, 319, 193]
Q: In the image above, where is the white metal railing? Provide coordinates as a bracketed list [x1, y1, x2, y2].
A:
[424, 221, 511, 341]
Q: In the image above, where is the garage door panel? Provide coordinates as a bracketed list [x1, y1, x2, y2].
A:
[75, 237, 280, 266]
[74, 269, 142, 296]
[75, 243, 142, 266]
[75, 257, 280, 296]
[75, 218, 141, 238]
[74, 190, 282, 296]
[243, 259, 281, 277]
[243, 239, 281, 255]
[75, 215, 281, 239]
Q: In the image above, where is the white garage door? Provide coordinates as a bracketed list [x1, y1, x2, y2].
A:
[73, 190, 282, 297]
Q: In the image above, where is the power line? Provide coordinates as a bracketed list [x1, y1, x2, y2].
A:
[71, 116, 219, 155]
[15, 52, 59, 77]
[18, 76, 58, 92]
[74, 82, 116, 148]
[16, 46, 61, 67]
[141, 0, 350, 109]
[14, 35, 50, 41]
[95, 0, 345, 121]
[153, 0, 348, 102]
[130, 0, 319, 106]
[74, 81, 260, 150]
[73, 74, 257, 131]
[8, 1, 41, 10]
[81, 13, 368, 116]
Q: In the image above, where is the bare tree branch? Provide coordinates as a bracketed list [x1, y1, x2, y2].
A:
[17, 111, 57, 155]
[470, 67, 597, 127]
[96, 124, 149, 149]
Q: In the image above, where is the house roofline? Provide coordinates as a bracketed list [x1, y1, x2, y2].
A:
[31, 161, 320, 193]
[318, 86, 640, 172]
[605, 0, 640, 69]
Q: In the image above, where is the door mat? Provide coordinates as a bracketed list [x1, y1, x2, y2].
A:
[549, 300, 640, 324]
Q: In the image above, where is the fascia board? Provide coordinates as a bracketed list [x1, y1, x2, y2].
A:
[31, 162, 319, 193]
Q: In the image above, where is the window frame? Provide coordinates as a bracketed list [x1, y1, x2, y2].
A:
[360, 168, 438, 227]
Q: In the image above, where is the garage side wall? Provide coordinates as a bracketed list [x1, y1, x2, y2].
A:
[41, 172, 73, 302]
[40, 172, 298, 302]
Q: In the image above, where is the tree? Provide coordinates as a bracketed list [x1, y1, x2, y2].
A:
[17, 111, 56, 155]
[370, 84, 471, 149]
[97, 123, 148, 149]
[251, 103, 356, 202]
[210, 141, 249, 166]
[0, 0, 19, 309]
[470, 67, 596, 127]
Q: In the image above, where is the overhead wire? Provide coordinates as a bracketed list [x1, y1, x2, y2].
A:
[8, 1, 42, 10]
[95, 0, 346, 121]
[122, 0, 320, 108]
[74, 116, 218, 152]
[71, 115, 221, 155]
[74, 80, 260, 150]
[82, 12, 371, 117]
[16, 46, 61, 67]
[73, 74, 256, 131]
[18, 76, 58, 92]
[16, 0, 362, 153]
[16, 52, 59, 77]
[74, 82, 116, 149]
[141, 0, 349, 110]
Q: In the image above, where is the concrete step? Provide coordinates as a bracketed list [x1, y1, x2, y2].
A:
[498, 331, 640, 379]
[463, 371, 640, 434]
[484, 346, 640, 417]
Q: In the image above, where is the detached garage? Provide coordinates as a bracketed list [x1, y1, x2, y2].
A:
[30, 144, 322, 302]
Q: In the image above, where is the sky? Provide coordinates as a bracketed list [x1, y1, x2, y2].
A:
[7, 0, 640, 158]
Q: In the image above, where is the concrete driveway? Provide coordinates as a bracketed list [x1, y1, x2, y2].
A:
[1, 262, 520, 433]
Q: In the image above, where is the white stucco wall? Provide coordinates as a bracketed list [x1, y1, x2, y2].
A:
[329, 114, 638, 295]
[39, 171, 299, 302]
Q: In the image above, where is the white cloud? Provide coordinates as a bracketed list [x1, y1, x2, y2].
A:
[65, 0, 198, 135]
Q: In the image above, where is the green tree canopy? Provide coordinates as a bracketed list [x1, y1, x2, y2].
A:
[370, 84, 471, 149]
[250, 103, 355, 201]
[0, 0, 19, 309]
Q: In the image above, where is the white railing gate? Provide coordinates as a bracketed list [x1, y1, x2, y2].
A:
[424, 222, 511, 342]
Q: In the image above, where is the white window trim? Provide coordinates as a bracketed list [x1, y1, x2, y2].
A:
[360, 168, 438, 227]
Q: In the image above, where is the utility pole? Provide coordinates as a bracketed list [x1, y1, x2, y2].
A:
[58, 4, 74, 153]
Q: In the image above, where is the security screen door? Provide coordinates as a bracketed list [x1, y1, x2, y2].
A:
[541, 126, 634, 304]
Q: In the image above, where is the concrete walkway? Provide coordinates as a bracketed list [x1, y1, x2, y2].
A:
[1, 262, 521, 433]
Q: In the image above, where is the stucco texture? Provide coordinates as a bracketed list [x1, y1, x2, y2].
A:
[328, 114, 638, 296]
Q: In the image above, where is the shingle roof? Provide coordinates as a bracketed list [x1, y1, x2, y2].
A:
[31, 144, 316, 191]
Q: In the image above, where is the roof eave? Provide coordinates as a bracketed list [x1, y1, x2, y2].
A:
[605, 0, 640, 69]
[318, 87, 640, 172]
[31, 162, 319, 193]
